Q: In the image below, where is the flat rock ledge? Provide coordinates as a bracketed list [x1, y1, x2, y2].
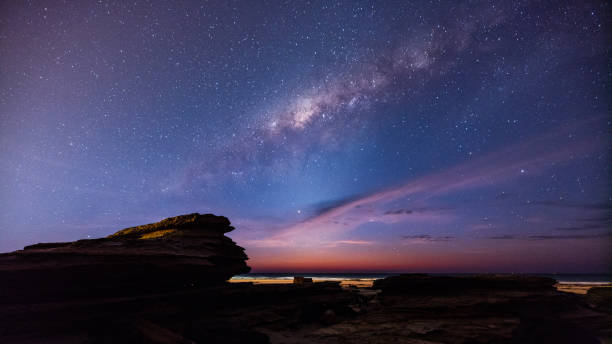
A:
[0, 213, 250, 303]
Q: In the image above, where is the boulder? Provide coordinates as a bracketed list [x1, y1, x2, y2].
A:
[0, 213, 250, 303]
[294, 276, 313, 284]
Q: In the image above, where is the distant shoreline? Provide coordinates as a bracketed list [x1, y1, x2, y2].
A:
[230, 277, 377, 288]
[230, 273, 612, 294]
[233, 272, 612, 282]
[555, 282, 612, 294]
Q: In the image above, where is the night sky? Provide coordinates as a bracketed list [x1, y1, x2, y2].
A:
[1, 1, 610, 273]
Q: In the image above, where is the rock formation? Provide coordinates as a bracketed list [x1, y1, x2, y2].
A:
[0, 213, 250, 303]
[372, 273, 557, 295]
[293, 276, 313, 284]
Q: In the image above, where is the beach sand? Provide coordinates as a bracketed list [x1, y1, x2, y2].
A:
[555, 282, 612, 294]
[230, 278, 612, 294]
[229, 278, 376, 288]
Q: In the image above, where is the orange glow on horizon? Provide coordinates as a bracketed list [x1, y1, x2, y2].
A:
[243, 238, 612, 273]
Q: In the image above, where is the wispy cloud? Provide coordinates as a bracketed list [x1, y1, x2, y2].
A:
[554, 224, 604, 231]
[245, 121, 603, 248]
[383, 206, 453, 216]
[527, 233, 612, 240]
[530, 201, 612, 231]
[487, 235, 516, 240]
[486, 233, 612, 240]
[401, 234, 454, 243]
[532, 201, 612, 211]
[327, 240, 374, 247]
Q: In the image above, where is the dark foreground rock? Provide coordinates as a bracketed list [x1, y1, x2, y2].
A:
[373, 273, 557, 294]
[1, 274, 610, 343]
[356, 274, 610, 344]
[0, 213, 250, 303]
[0, 280, 361, 343]
[588, 287, 612, 311]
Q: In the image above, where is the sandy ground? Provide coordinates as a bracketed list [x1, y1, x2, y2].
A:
[229, 278, 375, 288]
[555, 283, 612, 295]
[230, 278, 612, 294]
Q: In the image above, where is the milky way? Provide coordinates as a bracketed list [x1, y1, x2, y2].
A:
[0, 1, 610, 272]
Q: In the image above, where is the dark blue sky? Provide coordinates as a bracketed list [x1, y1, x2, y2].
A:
[1, 1, 610, 272]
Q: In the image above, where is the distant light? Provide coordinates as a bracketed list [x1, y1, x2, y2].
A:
[297, 209, 301, 214]
[520, 169, 526, 174]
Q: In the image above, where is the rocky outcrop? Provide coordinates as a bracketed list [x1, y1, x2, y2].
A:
[372, 273, 557, 295]
[0, 213, 250, 303]
[293, 276, 313, 284]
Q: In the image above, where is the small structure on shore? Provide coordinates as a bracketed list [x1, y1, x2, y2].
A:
[293, 276, 313, 284]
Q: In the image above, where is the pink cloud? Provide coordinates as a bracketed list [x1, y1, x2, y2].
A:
[247, 121, 603, 248]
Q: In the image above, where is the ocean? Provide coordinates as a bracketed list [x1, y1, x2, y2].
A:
[233, 273, 612, 284]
